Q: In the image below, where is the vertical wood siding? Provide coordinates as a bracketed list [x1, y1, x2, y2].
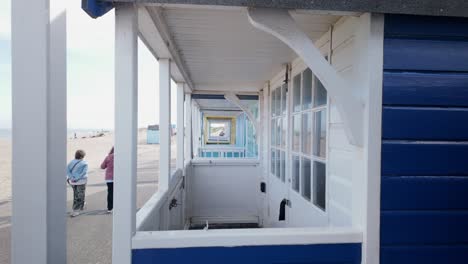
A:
[328, 16, 361, 227]
[381, 14, 468, 264]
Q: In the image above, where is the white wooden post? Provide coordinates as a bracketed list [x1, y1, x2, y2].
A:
[362, 13, 384, 264]
[176, 82, 185, 170]
[184, 93, 192, 161]
[12, 0, 67, 263]
[113, 4, 138, 264]
[159, 59, 171, 191]
[47, 1, 68, 262]
[192, 104, 201, 157]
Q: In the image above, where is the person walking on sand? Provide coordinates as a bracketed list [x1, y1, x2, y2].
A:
[101, 147, 114, 213]
[67, 150, 88, 217]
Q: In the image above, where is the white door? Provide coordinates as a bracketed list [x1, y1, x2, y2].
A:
[287, 61, 329, 227]
[266, 76, 290, 227]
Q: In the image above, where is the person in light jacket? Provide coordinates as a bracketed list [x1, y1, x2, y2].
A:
[101, 147, 114, 213]
[67, 150, 88, 217]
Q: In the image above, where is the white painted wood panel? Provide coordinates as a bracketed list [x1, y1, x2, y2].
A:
[331, 17, 360, 50]
[326, 15, 360, 228]
[328, 149, 355, 183]
[133, 227, 362, 249]
[329, 174, 353, 212]
[329, 124, 354, 152]
[328, 200, 353, 227]
[188, 160, 260, 224]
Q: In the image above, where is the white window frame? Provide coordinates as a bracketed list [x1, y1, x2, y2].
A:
[269, 80, 287, 183]
[289, 54, 330, 213]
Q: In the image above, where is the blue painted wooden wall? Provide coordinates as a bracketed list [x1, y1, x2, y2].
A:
[381, 14, 468, 264]
[133, 243, 361, 264]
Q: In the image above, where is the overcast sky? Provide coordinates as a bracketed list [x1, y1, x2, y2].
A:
[0, 1, 177, 130]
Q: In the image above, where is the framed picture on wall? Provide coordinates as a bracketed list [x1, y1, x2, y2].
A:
[204, 116, 236, 144]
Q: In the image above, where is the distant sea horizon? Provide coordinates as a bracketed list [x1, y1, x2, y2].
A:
[0, 128, 114, 140]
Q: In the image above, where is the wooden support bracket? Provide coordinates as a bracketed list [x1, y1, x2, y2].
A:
[248, 8, 363, 146]
[224, 92, 260, 134]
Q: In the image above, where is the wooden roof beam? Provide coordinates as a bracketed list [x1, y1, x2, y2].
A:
[138, 6, 194, 92]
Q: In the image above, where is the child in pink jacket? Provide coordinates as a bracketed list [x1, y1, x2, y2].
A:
[101, 147, 114, 213]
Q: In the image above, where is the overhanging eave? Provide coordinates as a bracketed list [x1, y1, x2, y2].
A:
[102, 0, 468, 18]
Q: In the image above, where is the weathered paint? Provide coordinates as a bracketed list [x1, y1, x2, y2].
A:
[132, 243, 362, 264]
[381, 14, 468, 264]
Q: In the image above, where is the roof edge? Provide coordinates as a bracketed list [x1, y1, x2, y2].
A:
[101, 0, 468, 18]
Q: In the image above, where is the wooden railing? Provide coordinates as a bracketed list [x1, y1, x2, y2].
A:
[136, 167, 186, 232]
[198, 146, 246, 158]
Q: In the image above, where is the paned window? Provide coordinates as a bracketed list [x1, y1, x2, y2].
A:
[270, 84, 287, 182]
[289, 66, 328, 211]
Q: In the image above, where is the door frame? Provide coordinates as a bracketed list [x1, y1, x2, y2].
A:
[286, 42, 331, 227]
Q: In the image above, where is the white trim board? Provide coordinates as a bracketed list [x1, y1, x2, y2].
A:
[132, 227, 362, 249]
[361, 13, 384, 264]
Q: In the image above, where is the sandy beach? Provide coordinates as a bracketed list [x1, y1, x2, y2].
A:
[0, 128, 177, 203]
[0, 139, 11, 203]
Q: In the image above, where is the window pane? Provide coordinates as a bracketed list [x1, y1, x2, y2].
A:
[276, 118, 281, 147]
[313, 110, 327, 158]
[301, 157, 311, 200]
[302, 68, 312, 110]
[281, 117, 287, 148]
[275, 149, 281, 179]
[271, 89, 276, 117]
[293, 74, 301, 112]
[314, 77, 327, 107]
[207, 119, 232, 143]
[270, 150, 275, 175]
[275, 86, 281, 116]
[292, 114, 301, 152]
[302, 112, 312, 155]
[313, 161, 326, 210]
[281, 83, 287, 115]
[280, 151, 286, 182]
[271, 119, 275, 146]
[292, 155, 300, 192]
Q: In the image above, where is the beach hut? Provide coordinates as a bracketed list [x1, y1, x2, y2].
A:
[146, 125, 160, 144]
[11, 1, 468, 264]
